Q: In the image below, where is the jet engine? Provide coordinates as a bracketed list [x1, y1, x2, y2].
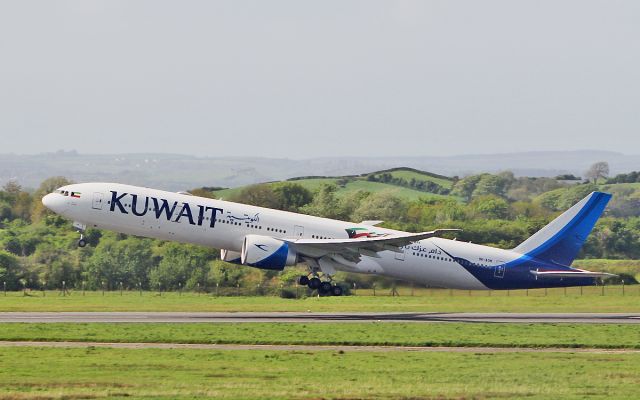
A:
[220, 249, 242, 265]
[241, 235, 297, 270]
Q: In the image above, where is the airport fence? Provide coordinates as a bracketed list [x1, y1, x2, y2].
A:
[1, 281, 638, 298]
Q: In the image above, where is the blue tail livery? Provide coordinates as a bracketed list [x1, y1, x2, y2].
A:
[513, 191, 612, 266]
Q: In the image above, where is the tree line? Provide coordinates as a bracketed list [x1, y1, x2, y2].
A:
[1, 169, 640, 291]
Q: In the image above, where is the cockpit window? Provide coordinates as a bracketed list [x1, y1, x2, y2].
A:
[56, 189, 69, 196]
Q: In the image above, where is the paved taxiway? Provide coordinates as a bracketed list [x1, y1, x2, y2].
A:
[1, 312, 639, 323]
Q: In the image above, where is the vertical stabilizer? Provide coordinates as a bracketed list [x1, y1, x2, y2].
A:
[513, 192, 611, 266]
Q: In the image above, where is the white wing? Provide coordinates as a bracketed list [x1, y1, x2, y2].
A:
[283, 229, 460, 263]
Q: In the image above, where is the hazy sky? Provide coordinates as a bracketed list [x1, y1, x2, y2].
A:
[0, 1, 638, 158]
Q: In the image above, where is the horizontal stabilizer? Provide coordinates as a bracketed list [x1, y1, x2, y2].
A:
[530, 270, 617, 279]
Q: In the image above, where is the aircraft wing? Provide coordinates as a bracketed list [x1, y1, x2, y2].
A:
[283, 229, 460, 263]
[530, 269, 617, 279]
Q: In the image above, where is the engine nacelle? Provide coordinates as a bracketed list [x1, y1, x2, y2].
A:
[241, 235, 297, 270]
[220, 249, 242, 265]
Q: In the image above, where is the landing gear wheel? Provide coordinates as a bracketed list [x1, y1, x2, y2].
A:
[308, 277, 321, 290]
[319, 281, 333, 294]
[331, 285, 343, 296]
[298, 275, 309, 286]
[78, 238, 87, 248]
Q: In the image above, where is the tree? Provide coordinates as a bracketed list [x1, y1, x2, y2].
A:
[86, 236, 156, 289]
[470, 196, 510, 219]
[451, 175, 482, 201]
[0, 181, 32, 221]
[351, 192, 408, 223]
[555, 174, 581, 181]
[585, 161, 609, 183]
[0, 250, 21, 290]
[473, 174, 510, 198]
[299, 184, 344, 219]
[189, 188, 217, 199]
[31, 176, 73, 222]
[208, 259, 249, 288]
[149, 243, 214, 290]
[2, 180, 22, 199]
[27, 237, 85, 288]
[272, 183, 313, 211]
[337, 190, 371, 221]
[231, 185, 280, 209]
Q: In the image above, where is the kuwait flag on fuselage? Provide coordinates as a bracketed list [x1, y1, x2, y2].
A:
[345, 227, 372, 239]
[71, 192, 81, 198]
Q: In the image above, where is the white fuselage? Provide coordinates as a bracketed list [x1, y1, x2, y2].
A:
[43, 182, 533, 290]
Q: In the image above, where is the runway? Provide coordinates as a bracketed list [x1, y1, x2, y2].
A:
[1, 312, 639, 323]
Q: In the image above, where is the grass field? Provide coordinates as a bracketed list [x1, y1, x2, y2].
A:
[1, 286, 639, 312]
[1, 322, 640, 349]
[3, 288, 640, 399]
[574, 259, 640, 281]
[334, 179, 451, 200]
[1, 346, 639, 399]
[382, 168, 454, 188]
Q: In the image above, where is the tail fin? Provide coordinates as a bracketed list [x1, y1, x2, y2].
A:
[513, 191, 611, 266]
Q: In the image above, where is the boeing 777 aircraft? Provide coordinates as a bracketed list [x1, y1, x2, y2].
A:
[42, 183, 614, 295]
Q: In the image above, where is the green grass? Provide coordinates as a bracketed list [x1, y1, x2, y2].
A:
[282, 177, 341, 192]
[574, 259, 640, 281]
[1, 322, 640, 349]
[601, 182, 640, 190]
[0, 346, 639, 399]
[1, 286, 639, 312]
[382, 168, 454, 188]
[337, 180, 451, 200]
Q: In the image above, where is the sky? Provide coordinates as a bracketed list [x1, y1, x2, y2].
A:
[0, 1, 638, 158]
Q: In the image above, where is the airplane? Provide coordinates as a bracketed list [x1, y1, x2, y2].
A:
[42, 183, 615, 295]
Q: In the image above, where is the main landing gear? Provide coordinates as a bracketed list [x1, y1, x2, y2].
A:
[77, 234, 87, 248]
[297, 275, 343, 296]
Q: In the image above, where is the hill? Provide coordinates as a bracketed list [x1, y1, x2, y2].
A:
[3, 150, 640, 191]
[213, 167, 457, 201]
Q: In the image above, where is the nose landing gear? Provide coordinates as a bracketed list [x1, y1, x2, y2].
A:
[73, 221, 88, 248]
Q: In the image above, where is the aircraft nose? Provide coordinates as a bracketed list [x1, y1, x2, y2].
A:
[42, 193, 54, 209]
[42, 193, 65, 213]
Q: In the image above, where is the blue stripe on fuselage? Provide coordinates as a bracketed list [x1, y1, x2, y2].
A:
[434, 246, 596, 290]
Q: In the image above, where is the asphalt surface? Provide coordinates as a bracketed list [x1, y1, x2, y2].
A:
[1, 312, 639, 323]
[1, 340, 639, 353]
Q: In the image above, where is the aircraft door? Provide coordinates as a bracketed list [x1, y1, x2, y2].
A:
[494, 264, 505, 278]
[395, 247, 406, 261]
[294, 225, 304, 238]
[92, 192, 104, 210]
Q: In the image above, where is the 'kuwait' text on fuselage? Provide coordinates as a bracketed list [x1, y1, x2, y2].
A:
[109, 191, 223, 228]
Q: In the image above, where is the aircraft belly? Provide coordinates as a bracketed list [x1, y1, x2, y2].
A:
[379, 254, 488, 290]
